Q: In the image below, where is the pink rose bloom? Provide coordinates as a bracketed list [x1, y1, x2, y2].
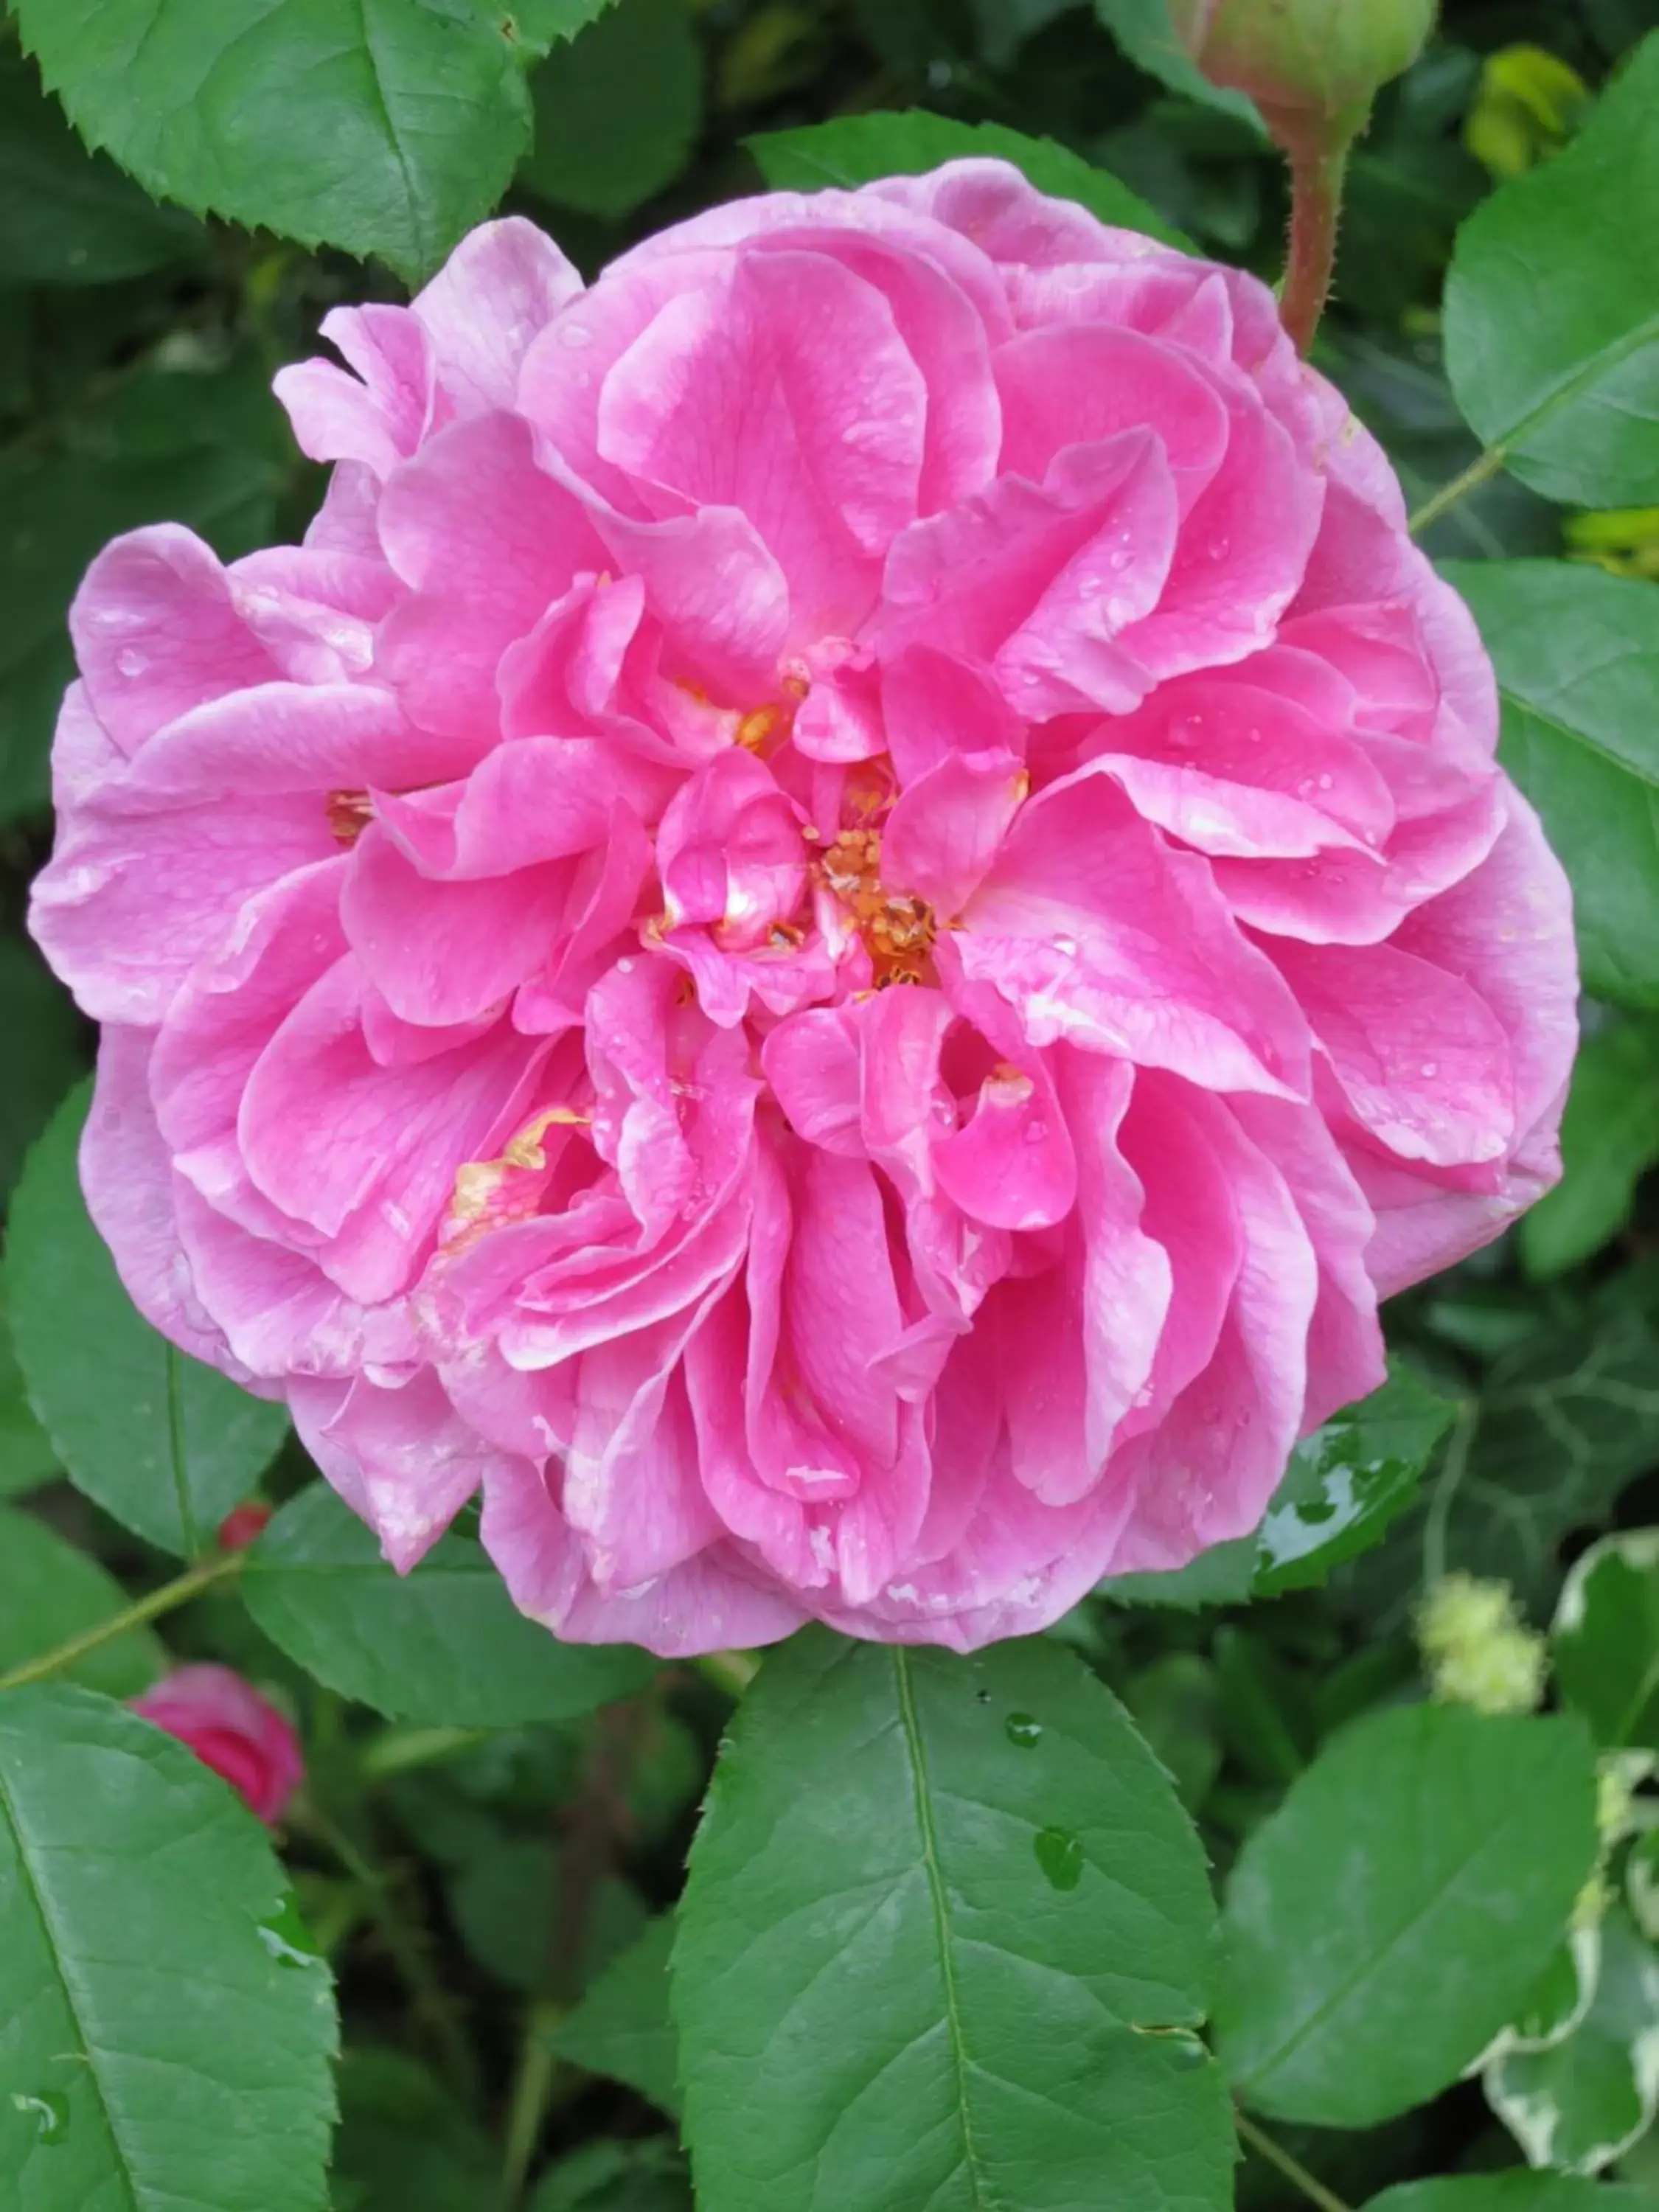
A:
[131, 1666, 303, 1825]
[31, 164, 1575, 1654]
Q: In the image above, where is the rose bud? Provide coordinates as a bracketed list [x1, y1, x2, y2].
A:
[131, 1665, 303, 1826]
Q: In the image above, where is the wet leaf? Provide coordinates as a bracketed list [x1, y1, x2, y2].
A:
[674, 1627, 1232, 2212]
[0, 1683, 338, 2205]
[244, 1482, 654, 1726]
[6, 1080, 289, 1556]
[1217, 1703, 1600, 2126]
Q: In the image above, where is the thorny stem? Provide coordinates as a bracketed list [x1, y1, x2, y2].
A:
[1280, 139, 1349, 357]
[1235, 2112, 1356, 2212]
[0, 1549, 244, 1693]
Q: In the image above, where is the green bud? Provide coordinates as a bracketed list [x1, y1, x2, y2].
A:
[1169, 0, 1437, 146]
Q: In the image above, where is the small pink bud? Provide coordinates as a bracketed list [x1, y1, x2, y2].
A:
[131, 1665, 303, 1826]
[217, 1499, 274, 1552]
[1170, 0, 1437, 145]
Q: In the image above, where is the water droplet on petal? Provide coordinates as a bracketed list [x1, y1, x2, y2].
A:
[557, 321, 594, 349]
[1420, 1060, 1439, 1078]
[11, 2091, 69, 2146]
[1109, 548, 1132, 572]
[1006, 1712, 1043, 1748]
[116, 648, 147, 679]
[1023, 1120, 1048, 1145]
[1206, 536, 1231, 562]
[1050, 934, 1078, 959]
[1034, 1826, 1084, 1891]
[1316, 772, 1333, 791]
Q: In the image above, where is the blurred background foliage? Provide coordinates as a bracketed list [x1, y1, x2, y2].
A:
[5, 4, 1659, 2207]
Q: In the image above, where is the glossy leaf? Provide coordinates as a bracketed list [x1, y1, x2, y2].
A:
[1366, 2175, 1655, 2212]
[673, 1627, 1234, 2212]
[1092, 0, 1264, 128]
[1444, 34, 1659, 507]
[1554, 1532, 1659, 1751]
[13, 0, 532, 282]
[0, 48, 206, 285]
[1443, 560, 1659, 1012]
[748, 110, 1190, 249]
[243, 1482, 655, 1726]
[1217, 1703, 1600, 2126]
[0, 354, 285, 824]
[521, 0, 701, 218]
[1523, 1020, 1659, 1279]
[553, 1915, 680, 2117]
[0, 1683, 338, 2206]
[0, 1506, 163, 1697]
[1253, 1368, 1457, 1596]
[1484, 1909, 1659, 2174]
[7, 1080, 289, 1556]
[513, 0, 619, 55]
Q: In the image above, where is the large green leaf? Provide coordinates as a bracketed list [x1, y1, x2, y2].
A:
[1444, 34, 1659, 507]
[243, 1483, 654, 1725]
[13, 0, 532, 281]
[7, 1082, 289, 1556]
[520, 0, 700, 219]
[512, 0, 618, 55]
[0, 1269, 58, 1503]
[1485, 1909, 1659, 2174]
[0, 937, 81, 1204]
[748, 111, 1191, 250]
[1216, 1703, 1599, 2126]
[0, 1683, 338, 2207]
[1366, 2177, 1655, 2212]
[0, 48, 206, 286]
[0, 352, 286, 824]
[1443, 560, 1659, 1012]
[0, 1508, 163, 1697]
[673, 1627, 1234, 2212]
[1554, 1531, 1659, 1752]
[1522, 1020, 1659, 1279]
[552, 1914, 680, 2118]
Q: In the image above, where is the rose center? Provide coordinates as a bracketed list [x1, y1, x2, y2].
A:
[818, 827, 936, 988]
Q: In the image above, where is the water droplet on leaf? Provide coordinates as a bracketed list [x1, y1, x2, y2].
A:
[257, 1891, 323, 1970]
[11, 2091, 69, 2146]
[1034, 1825, 1083, 1891]
[1006, 1712, 1043, 1748]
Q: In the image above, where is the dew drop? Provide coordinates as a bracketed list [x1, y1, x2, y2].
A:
[11, 2091, 69, 2146]
[1050, 933, 1078, 959]
[1206, 536, 1231, 562]
[975, 1686, 993, 1705]
[1316, 772, 1333, 791]
[1245, 726, 1262, 744]
[1109, 548, 1133, 573]
[1419, 1060, 1439, 1078]
[1023, 1119, 1048, 1146]
[1005, 1712, 1043, 1749]
[1078, 577, 1101, 601]
[1034, 1826, 1084, 1892]
[257, 1891, 323, 1970]
[557, 320, 594, 349]
[116, 648, 148, 679]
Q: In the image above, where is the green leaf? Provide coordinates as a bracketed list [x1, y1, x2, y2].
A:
[0, 1269, 58, 1503]
[332, 2048, 502, 2212]
[1121, 1652, 1222, 1809]
[512, 0, 619, 57]
[1092, 0, 1265, 128]
[552, 1914, 680, 2117]
[1443, 33, 1659, 507]
[7, 1080, 289, 1556]
[448, 1833, 644, 1992]
[673, 1627, 1234, 2212]
[1554, 1532, 1659, 1752]
[0, 48, 206, 286]
[1096, 1533, 1259, 1609]
[0, 352, 287, 824]
[243, 1482, 654, 1725]
[1366, 2174, 1656, 2212]
[1485, 1909, 1659, 2174]
[0, 1683, 337, 2207]
[0, 938, 81, 1205]
[1526, 1018, 1659, 1278]
[747, 111, 1192, 250]
[13, 0, 532, 282]
[520, 0, 700, 218]
[1253, 1368, 1458, 1596]
[1441, 560, 1659, 1012]
[0, 1507, 164, 1697]
[1216, 1703, 1600, 2126]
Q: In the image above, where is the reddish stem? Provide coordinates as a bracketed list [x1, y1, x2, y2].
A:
[1279, 139, 1349, 356]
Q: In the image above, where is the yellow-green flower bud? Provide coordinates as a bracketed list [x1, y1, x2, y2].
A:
[1168, 0, 1438, 147]
[1417, 1573, 1548, 1717]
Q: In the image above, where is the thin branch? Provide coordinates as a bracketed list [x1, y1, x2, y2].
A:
[1408, 447, 1504, 537]
[1236, 2112, 1355, 2212]
[0, 1551, 244, 1694]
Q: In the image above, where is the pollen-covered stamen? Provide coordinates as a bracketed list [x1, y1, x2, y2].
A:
[327, 789, 374, 846]
[735, 669, 810, 757]
[819, 827, 938, 987]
